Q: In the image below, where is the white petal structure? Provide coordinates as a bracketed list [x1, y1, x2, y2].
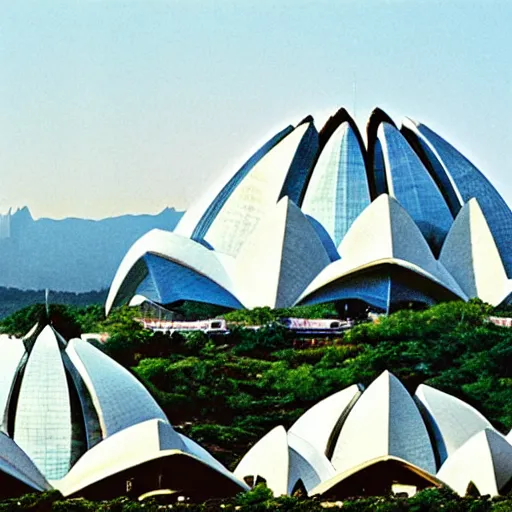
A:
[14, 326, 72, 480]
[437, 429, 512, 497]
[297, 195, 466, 310]
[414, 383, 494, 464]
[302, 120, 370, 246]
[0, 432, 50, 495]
[178, 433, 237, 478]
[0, 335, 25, 433]
[54, 419, 248, 499]
[53, 419, 183, 496]
[440, 199, 512, 306]
[202, 122, 318, 257]
[287, 432, 336, 494]
[66, 338, 168, 439]
[234, 426, 290, 497]
[288, 384, 362, 457]
[331, 371, 436, 475]
[227, 371, 510, 499]
[402, 117, 512, 279]
[107, 107, 512, 313]
[377, 122, 453, 251]
[234, 197, 330, 309]
[310, 455, 443, 499]
[105, 229, 242, 314]
[0, 326, 247, 501]
[175, 125, 294, 239]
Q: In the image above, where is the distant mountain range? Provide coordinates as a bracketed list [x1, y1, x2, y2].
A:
[0, 206, 184, 293]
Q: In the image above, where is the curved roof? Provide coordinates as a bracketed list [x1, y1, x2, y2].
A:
[14, 325, 72, 480]
[298, 264, 460, 312]
[407, 119, 512, 278]
[287, 432, 335, 495]
[105, 229, 241, 314]
[191, 126, 295, 242]
[0, 335, 25, 433]
[178, 433, 239, 481]
[234, 425, 289, 497]
[234, 197, 330, 309]
[66, 338, 168, 439]
[175, 125, 294, 239]
[288, 384, 362, 457]
[297, 195, 466, 306]
[377, 123, 453, 252]
[0, 431, 50, 493]
[414, 383, 494, 464]
[107, 106, 512, 314]
[437, 429, 512, 497]
[310, 455, 443, 499]
[203, 122, 317, 257]
[439, 198, 512, 306]
[54, 419, 246, 498]
[331, 371, 436, 475]
[302, 121, 370, 246]
[54, 419, 182, 495]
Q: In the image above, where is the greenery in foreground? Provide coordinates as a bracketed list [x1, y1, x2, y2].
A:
[5, 486, 512, 511]
[1, 299, 512, 508]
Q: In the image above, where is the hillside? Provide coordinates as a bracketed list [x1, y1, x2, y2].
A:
[0, 287, 107, 319]
[1, 300, 511, 509]
[0, 206, 183, 292]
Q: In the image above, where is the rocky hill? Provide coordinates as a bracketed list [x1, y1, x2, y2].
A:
[0, 206, 184, 292]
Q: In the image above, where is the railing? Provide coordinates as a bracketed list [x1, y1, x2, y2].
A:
[488, 316, 512, 328]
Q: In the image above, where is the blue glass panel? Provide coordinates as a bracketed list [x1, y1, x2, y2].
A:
[143, 254, 242, 309]
[380, 124, 453, 252]
[335, 127, 371, 244]
[192, 126, 293, 242]
[403, 128, 462, 216]
[14, 327, 71, 479]
[302, 124, 370, 246]
[69, 338, 168, 438]
[279, 123, 319, 204]
[299, 266, 456, 312]
[136, 273, 160, 303]
[417, 123, 512, 278]
[299, 272, 391, 311]
[373, 139, 388, 196]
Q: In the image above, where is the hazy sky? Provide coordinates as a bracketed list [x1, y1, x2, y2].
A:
[1, 0, 510, 219]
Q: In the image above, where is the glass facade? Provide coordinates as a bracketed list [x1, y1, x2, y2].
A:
[416, 123, 512, 278]
[192, 126, 293, 242]
[278, 123, 319, 204]
[68, 338, 168, 438]
[401, 125, 462, 217]
[14, 326, 72, 480]
[373, 139, 388, 197]
[143, 253, 242, 308]
[0, 432, 49, 491]
[379, 123, 453, 252]
[302, 123, 370, 246]
[299, 267, 453, 312]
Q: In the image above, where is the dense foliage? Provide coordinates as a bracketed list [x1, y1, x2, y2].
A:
[1, 299, 511, 508]
[4, 487, 512, 511]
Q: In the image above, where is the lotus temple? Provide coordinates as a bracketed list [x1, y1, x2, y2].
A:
[1, 324, 512, 500]
[0, 326, 249, 500]
[234, 370, 512, 499]
[106, 108, 512, 316]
